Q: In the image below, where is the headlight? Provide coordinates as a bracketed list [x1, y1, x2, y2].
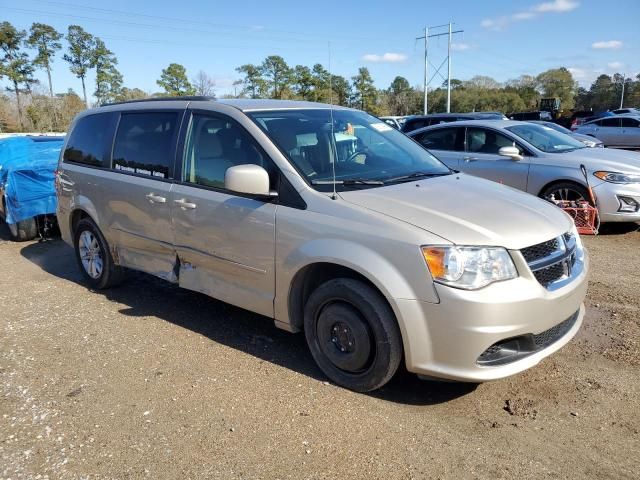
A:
[421, 246, 518, 290]
[593, 171, 640, 184]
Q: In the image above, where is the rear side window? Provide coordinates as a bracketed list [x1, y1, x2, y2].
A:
[63, 113, 117, 167]
[113, 112, 179, 179]
[600, 118, 621, 128]
[415, 127, 463, 151]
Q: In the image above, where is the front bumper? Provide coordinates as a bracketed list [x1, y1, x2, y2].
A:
[395, 248, 589, 382]
[593, 181, 640, 223]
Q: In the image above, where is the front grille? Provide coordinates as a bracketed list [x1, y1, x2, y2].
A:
[521, 238, 559, 263]
[477, 310, 580, 366]
[533, 262, 566, 286]
[520, 233, 578, 289]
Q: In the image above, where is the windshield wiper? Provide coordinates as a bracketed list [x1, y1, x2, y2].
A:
[311, 178, 385, 185]
[385, 171, 451, 183]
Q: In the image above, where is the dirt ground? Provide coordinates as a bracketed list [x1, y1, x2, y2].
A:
[1, 222, 638, 479]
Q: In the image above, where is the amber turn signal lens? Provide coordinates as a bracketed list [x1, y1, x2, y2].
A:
[422, 247, 445, 278]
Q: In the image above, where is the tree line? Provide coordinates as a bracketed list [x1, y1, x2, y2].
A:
[1, 19, 639, 133]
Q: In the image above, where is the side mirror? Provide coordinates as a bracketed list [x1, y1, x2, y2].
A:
[224, 164, 277, 198]
[499, 146, 523, 161]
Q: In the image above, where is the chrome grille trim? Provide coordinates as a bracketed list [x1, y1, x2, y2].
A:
[521, 232, 581, 289]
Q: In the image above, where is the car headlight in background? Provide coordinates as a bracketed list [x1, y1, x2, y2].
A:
[593, 171, 640, 184]
[422, 246, 517, 290]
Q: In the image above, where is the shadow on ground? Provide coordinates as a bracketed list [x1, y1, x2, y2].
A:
[598, 222, 639, 235]
[17, 237, 477, 406]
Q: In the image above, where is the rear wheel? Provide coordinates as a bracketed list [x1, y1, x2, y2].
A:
[304, 278, 402, 392]
[73, 218, 125, 289]
[7, 217, 38, 242]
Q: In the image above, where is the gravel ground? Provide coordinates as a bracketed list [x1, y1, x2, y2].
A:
[1, 223, 639, 479]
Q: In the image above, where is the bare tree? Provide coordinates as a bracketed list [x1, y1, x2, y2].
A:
[192, 70, 216, 97]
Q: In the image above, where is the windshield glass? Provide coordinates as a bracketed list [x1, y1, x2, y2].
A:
[506, 123, 586, 153]
[539, 122, 572, 135]
[248, 109, 451, 190]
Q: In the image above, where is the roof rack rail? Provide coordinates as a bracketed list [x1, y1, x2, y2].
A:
[102, 96, 215, 107]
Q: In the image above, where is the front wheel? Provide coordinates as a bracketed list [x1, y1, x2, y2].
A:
[541, 182, 590, 204]
[73, 218, 125, 289]
[304, 278, 402, 392]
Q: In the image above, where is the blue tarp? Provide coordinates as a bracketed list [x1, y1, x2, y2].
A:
[0, 136, 64, 224]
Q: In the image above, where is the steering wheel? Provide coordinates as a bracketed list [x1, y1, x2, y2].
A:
[346, 149, 368, 163]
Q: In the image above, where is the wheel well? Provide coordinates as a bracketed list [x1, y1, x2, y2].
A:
[287, 263, 391, 332]
[538, 179, 587, 198]
[70, 209, 90, 237]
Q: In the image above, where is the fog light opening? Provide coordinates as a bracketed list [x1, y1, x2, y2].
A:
[617, 196, 639, 213]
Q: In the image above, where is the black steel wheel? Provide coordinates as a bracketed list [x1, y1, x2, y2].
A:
[304, 278, 402, 392]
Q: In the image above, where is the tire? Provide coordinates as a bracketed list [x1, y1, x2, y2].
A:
[73, 218, 125, 289]
[7, 217, 38, 242]
[304, 278, 402, 392]
[540, 182, 591, 205]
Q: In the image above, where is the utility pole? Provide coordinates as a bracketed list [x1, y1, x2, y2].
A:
[416, 23, 463, 115]
[423, 27, 428, 114]
[620, 73, 626, 109]
[447, 22, 452, 112]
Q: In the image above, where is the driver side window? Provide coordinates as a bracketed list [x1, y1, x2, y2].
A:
[183, 113, 273, 189]
[466, 128, 520, 155]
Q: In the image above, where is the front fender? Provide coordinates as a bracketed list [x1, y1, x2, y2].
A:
[274, 237, 440, 326]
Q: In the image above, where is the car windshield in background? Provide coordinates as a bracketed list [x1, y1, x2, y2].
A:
[506, 123, 586, 153]
[249, 109, 451, 191]
[537, 122, 573, 135]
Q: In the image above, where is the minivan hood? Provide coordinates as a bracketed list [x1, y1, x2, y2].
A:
[339, 174, 572, 250]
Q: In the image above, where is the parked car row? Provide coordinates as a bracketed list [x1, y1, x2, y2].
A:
[408, 120, 640, 223]
[54, 97, 589, 392]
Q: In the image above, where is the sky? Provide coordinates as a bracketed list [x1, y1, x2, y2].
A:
[1, 0, 639, 100]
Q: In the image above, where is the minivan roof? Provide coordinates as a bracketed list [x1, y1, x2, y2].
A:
[103, 97, 352, 112]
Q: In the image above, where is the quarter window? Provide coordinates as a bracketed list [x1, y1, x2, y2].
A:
[63, 113, 117, 167]
[112, 112, 178, 179]
[183, 113, 272, 189]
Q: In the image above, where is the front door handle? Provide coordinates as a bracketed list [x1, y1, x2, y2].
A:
[145, 193, 167, 203]
[174, 198, 197, 210]
[463, 156, 479, 162]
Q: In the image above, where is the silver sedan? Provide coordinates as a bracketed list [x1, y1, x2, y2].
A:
[574, 114, 640, 148]
[409, 120, 640, 223]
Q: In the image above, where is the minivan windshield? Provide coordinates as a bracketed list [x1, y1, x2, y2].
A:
[506, 123, 586, 153]
[249, 109, 451, 190]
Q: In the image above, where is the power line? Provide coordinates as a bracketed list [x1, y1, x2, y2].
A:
[24, 0, 390, 43]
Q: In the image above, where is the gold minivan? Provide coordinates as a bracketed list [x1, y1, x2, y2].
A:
[56, 98, 589, 392]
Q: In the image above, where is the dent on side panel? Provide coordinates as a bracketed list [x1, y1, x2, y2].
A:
[176, 255, 275, 318]
[114, 246, 178, 283]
